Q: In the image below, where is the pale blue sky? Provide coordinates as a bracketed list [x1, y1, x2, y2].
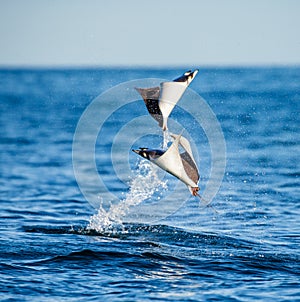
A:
[0, 0, 299, 67]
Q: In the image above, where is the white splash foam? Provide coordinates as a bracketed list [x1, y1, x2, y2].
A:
[162, 129, 172, 149]
[87, 159, 167, 233]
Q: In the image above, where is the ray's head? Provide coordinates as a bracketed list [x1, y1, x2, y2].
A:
[185, 69, 199, 85]
[132, 148, 165, 161]
[132, 148, 150, 160]
[173, 69, 199, 85]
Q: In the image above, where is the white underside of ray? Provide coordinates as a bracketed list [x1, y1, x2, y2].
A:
[153, 134, 198, 188]
[170, 133, 198, 169]
[159, 81, 188, 131]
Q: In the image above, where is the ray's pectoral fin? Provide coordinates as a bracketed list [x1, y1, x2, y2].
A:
[153, 134, 200, 194]
[135, 87, 163, 128]
[158, 69, 199, 131]
[181, 151, 199, 185]
[158, 82, 187, 131]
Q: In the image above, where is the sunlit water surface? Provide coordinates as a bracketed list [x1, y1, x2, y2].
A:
[0, 67, 299, 301]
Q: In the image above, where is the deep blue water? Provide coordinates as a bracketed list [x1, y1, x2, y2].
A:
[0, 67, 299, 301]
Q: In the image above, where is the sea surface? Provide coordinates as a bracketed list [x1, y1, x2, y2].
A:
[0, 67, 299, 301]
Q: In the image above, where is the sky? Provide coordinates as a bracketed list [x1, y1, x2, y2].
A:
[0, 0, 299, 67]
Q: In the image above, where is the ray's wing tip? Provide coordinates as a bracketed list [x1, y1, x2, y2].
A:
[169, 132, 183, 142]
[190, 69, 199, 80]
[134, 87, 142, 93]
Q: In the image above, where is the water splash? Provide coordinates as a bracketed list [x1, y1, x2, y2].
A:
[87, 160, 167, 233]
[162, 129, 172, 149]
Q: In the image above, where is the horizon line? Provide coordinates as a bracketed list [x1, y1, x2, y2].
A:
[1, 62, 300, 70]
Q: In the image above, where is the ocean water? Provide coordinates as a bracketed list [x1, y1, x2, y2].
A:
[0, 67, 299, 301]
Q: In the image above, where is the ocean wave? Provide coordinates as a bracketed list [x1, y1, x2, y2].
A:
[21, 223, 299, 276]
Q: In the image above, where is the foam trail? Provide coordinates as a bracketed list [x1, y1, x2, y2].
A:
[88, 160, 167, 233]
